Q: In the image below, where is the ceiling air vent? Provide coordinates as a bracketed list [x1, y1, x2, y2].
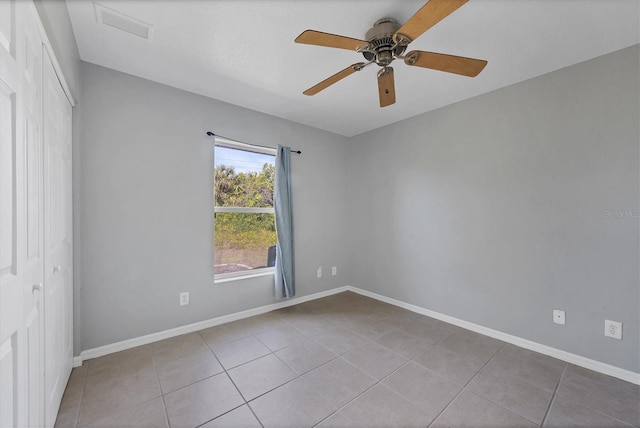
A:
[94, 3, 153, 40]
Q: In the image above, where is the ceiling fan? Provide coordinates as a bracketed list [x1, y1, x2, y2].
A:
[294, 0, 487, 107]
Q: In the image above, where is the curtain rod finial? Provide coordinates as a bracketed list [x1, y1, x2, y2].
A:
[206, 131, 215, 137]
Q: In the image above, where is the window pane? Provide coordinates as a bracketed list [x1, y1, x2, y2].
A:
[214, 143, 276, 276]
[214, 210, 276, 275]
[214, 146, 275, 208]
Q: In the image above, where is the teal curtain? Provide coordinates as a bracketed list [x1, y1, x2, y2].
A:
[274, 145, 295, 298]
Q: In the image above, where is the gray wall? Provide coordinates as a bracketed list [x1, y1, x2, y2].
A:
[79, 63, 350, 352]
[347, 45, 639, 372]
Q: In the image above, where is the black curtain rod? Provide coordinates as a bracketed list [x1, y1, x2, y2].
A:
[206, 131, 301, 154]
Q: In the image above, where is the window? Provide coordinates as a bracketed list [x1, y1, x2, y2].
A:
[214, 138, 276, 278]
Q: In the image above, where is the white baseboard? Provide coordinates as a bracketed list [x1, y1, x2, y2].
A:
[347, 287, 640, 386]
[73, 285, 350, 367]
[73, 284, 640, 386]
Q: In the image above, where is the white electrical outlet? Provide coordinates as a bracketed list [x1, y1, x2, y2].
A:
[553, 310, 565, 325]
[317, 267, 322, 278]
[604, 320, 622, 339]
[332, 266, 337, 276]
[179, 292, 189, 306]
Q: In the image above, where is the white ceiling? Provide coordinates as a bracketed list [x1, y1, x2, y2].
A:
[66, 0, 640, 137]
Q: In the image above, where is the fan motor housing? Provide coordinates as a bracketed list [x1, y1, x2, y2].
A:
[362, 18, 406, 65]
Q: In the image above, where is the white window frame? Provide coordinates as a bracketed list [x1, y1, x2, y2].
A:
[214, 137, 277, 282]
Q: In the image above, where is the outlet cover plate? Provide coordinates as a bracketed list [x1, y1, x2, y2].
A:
[180, 292, 189, 306]
[553, 310, 565, 325]
[604, 320, 622, 339]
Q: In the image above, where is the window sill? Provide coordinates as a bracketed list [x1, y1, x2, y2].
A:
[214, 268, 275, 284]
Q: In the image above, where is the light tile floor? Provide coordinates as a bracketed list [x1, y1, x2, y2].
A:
[56, 291, 640, 428]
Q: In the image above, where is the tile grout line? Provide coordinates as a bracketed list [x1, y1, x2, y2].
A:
[150, 355, 172, 428]
[84, 345, 187, 428]
[300, 323, 398, 427]
[312, 329, 459, 427]
[158, 394, 172, 428]
[240, 332, 373, 406]
[470, 347, 580, 426]
[426, 341, 507, 428]
[425, 342, 572, 427]
[77, 358, 159, 428]
[466, 368, 561, 426]
[542, 366, 639, 428]
[197, 317, 335, 415]
[78, 381, 165, 427]
[310, 359, 401, 427]
[232, 322, 328, 406]
[539, 362, 568, 427]
[271, 338, 344, 377]
[227, 314, 384, 425]
[197, 330, 265, 428]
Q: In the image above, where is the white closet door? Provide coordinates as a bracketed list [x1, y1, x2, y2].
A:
[0, 1, 26, 426]
[43, 48, 72, 428]
[1, 3, 72, 426]
[22, 6, 45, 427]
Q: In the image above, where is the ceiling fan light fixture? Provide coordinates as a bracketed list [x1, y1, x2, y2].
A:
[376, 50, 393, 66]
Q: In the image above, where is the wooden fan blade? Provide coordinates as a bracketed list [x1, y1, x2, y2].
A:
[395, 0, 468, 43]
[303, 63, 365, 96]
[404, 50, 487, 77]
[295, 30, 368, 51]
[378, 67, 396, 107]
